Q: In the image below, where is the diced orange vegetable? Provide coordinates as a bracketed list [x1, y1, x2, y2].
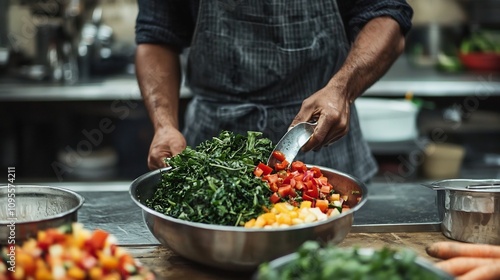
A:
[316, 199, 329, 213]
[89, 267, 104, 280]
[88, 229, 109, 250]
[320, 185, 331, 194]
[1, 223, 155, 280]
[67, 266, 86, 279]
[100, 253, 119, 270]
[253, 167, 264, 177]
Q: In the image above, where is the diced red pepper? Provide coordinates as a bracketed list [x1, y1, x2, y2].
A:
[302, 193, 315, 202]
[269, 182, 278, 192]
[291, 161, 307, 172]
[320, 185, 331, 194]
[295, 180, 305, 190]
[263, 174, 279, 184]
[275, 160, 289, 170]
[282, 173, 294, 184]
[253, 167, 264, 177]
[278, 185, 292, 198]
[270, 192, 281, 204]
[317, 176, 329, 186]
[304, 180, 314, 190]
[310, 166, 322, 178]
[272, 151, 287, 162]
[256, 162, 273, 176]
[306, 185, 319, 198]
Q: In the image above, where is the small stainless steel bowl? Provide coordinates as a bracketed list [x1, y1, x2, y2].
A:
[129, 165, 367, 271]
[427, 179, 500, 245]
[0, 185, 85, 244]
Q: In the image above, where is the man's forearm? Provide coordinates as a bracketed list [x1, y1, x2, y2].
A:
[328, 17, 405, 102]
[135, 44, 182, 131]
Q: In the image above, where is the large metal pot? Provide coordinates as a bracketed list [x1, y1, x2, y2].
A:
[129, 166, 367, 271]
[424, 179, 500, 245]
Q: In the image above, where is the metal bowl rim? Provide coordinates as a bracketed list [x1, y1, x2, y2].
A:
[0, 184, 85, 224]
[129, 165, 367, 232]
[431, 179, 500, 193]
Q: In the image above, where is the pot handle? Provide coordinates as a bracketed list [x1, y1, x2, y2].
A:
[420, 183, 446, 190]
[466, 184, 500, 189]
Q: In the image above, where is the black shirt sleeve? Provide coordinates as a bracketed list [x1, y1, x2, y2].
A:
[135, 0, 198, 52]
[337, 0, 414, 42]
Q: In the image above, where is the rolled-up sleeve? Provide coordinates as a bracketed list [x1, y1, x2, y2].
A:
[135, 0, 197, 52]
[338, 0, 413, 41]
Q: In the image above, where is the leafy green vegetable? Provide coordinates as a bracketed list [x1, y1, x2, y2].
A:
[461, 30, 500, 54]
[257, 241, 449, 280]
[146, 131, 274, 226]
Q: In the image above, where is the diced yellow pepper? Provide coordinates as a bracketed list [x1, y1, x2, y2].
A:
[12, 266, 25, 280]
[277, 213, 292, 225]
[89, 267, 103, 280]
[254, 216, 266, 228]
[67, 266, 86, 279]
[274, 203, 290, 214]
[261, 212, 276, 224]
[35, 268, 52, 280]
[329, 193, 340, 201]
[289, 211, 299, 219]
[244, 218, 256, 228]
[300, 201, 312, 209]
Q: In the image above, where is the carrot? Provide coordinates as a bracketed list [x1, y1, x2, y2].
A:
[434, 257, 500, 276]
[456, 262, 500, 280]
[426, 241, 500, 260]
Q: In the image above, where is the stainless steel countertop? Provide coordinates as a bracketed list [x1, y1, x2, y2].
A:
[28, 180, 441, 246]
[1, 57, 500, 101]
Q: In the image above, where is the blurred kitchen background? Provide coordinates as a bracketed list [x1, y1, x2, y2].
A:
[0, 0, 499, 183]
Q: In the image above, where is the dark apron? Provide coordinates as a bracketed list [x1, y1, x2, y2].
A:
[183, 0, 377, 182]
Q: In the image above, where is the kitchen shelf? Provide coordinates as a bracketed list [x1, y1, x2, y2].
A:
[368, 137, 429, 155]
[0, 56, 500, 102]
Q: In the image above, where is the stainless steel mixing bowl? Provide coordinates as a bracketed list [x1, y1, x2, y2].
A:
[0, 185, 85, 244]
[129, 165, 367, 271]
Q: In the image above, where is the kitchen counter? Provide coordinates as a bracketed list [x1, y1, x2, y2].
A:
[123, 232, 450, 280]
[1, 57, 500, 102]
[40, 180, 441, 245]
[28, 179, 448, 278]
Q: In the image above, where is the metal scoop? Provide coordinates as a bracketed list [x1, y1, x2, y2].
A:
[267, 121, 317, 168]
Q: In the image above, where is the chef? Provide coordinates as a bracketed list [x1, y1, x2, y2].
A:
[134, 0, 413, 183]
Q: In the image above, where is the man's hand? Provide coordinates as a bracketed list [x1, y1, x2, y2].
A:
[136, 44, 184, 169]
[148, 127, 186, 170]
[292, 16, 406, 152]
[292, 83, 351, 151]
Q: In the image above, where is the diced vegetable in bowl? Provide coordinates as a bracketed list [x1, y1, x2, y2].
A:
[0, 223, 155, 280]
[129, 131, 367, 271]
